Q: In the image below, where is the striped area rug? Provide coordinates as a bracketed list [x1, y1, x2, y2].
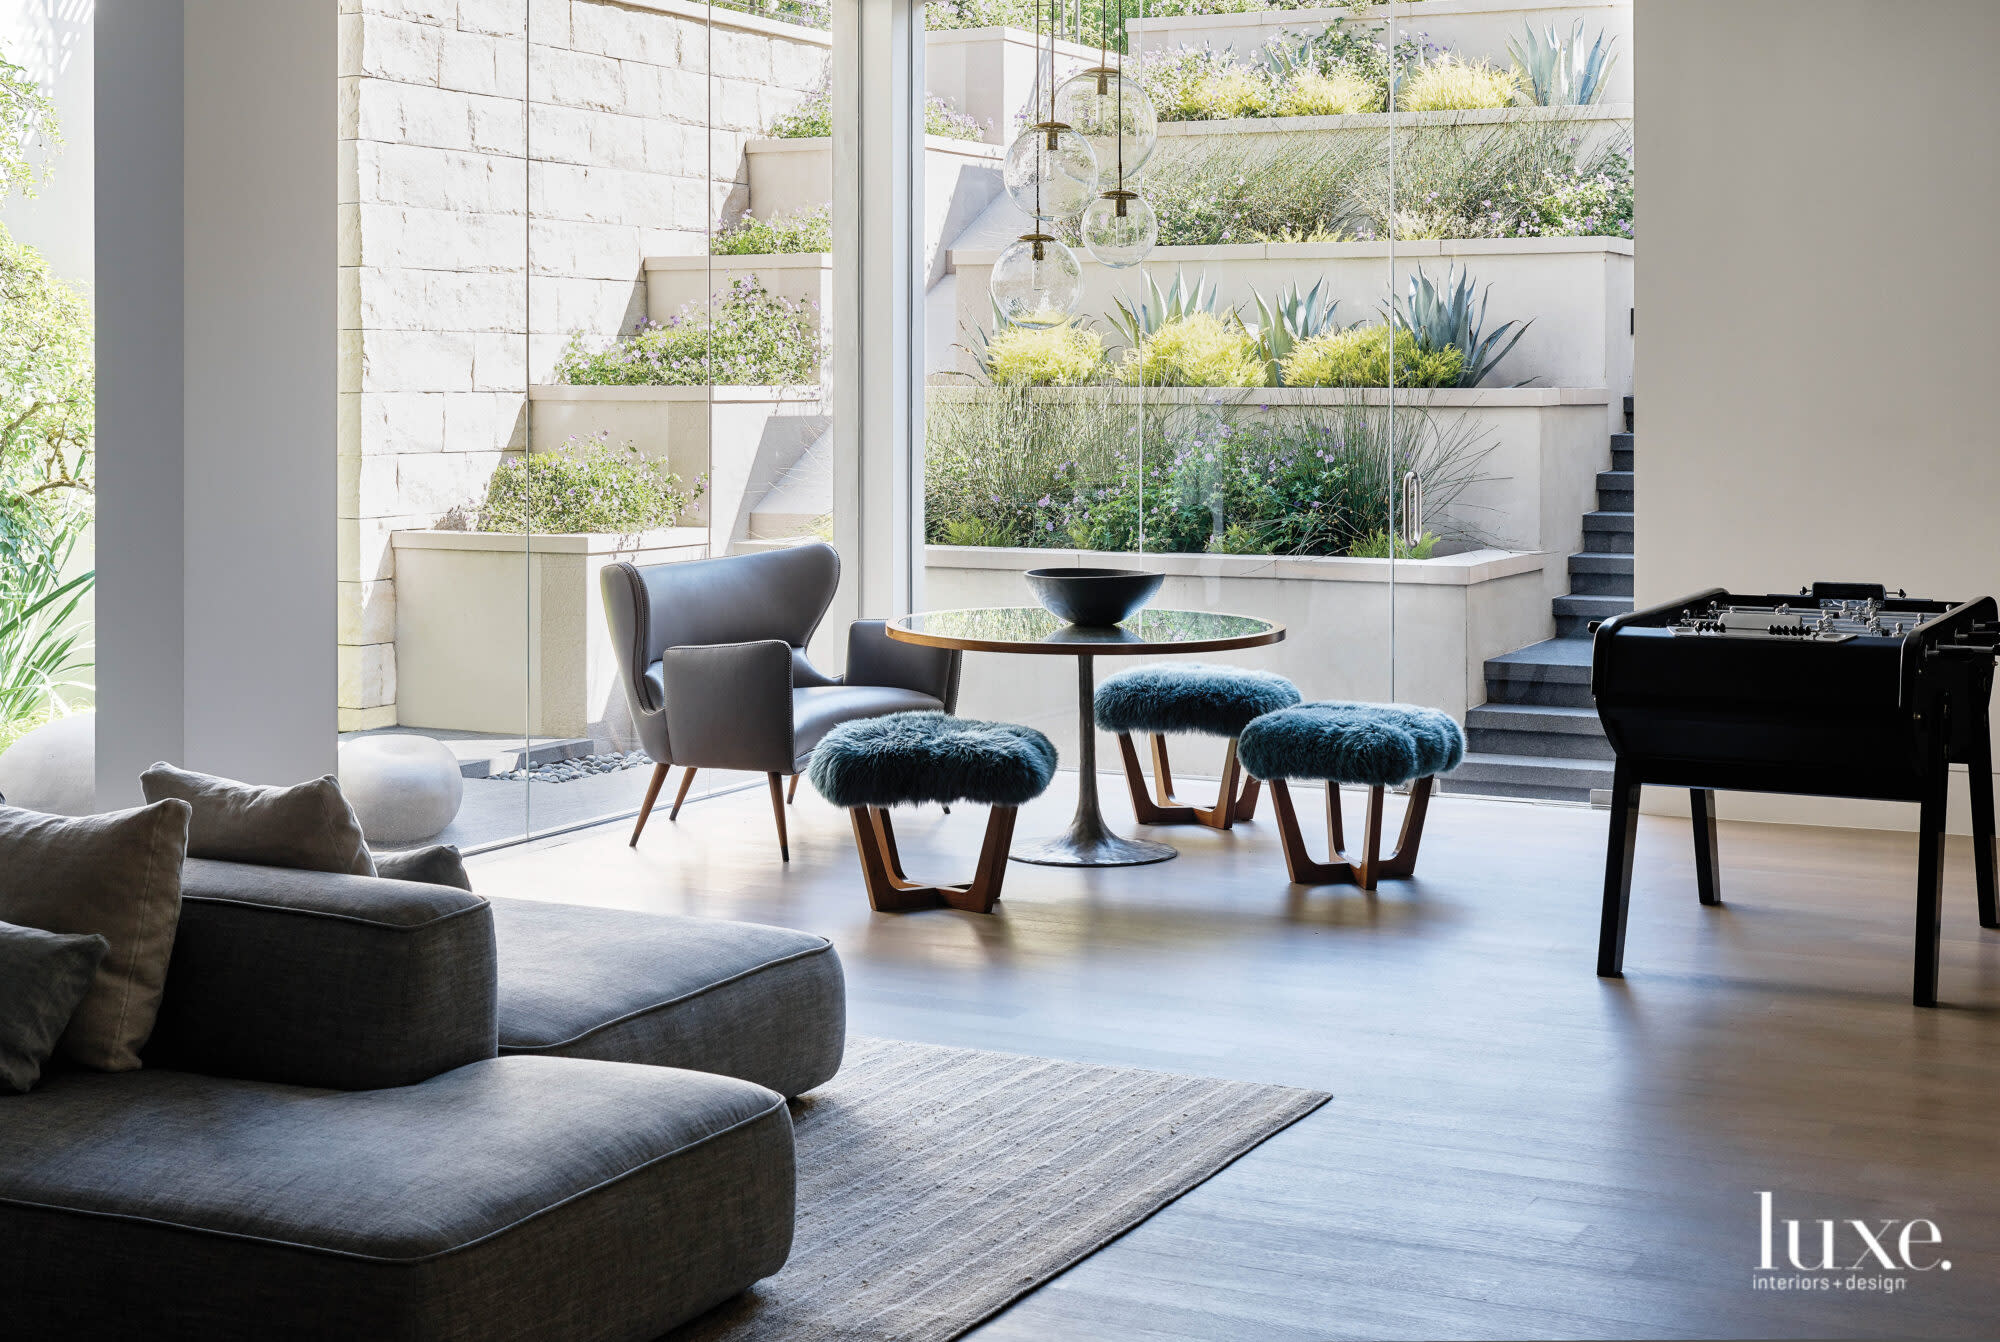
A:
[673, 1036, 1329, 1342]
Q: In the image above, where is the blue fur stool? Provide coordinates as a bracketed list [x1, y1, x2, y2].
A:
[809, 712, 1056, 913]
[1093, 663, 1301, 831]
[1238, 702, 1465, 888]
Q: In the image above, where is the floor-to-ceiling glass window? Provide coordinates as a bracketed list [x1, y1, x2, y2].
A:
[0, 5, 97, 814]
[913, 0, 1635, 811]
[332, 0, 846, 852]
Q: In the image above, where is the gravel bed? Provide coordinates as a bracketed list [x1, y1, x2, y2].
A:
[492, 750, 654, 784]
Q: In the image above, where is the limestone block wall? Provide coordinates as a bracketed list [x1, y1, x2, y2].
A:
[337, 0, 827, 731]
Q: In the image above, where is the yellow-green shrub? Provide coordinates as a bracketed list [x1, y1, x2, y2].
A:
[1127, 313, 1268, 387]
[1279, 324, 1465, 388]
[984, 322, 1106, 386]
[1270, 69, 1383, 117]
[1191, 70, 1273, 120]
[1398, 57, 1518, 112]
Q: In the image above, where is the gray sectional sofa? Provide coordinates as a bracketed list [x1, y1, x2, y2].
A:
[0, 856, 845, 1340]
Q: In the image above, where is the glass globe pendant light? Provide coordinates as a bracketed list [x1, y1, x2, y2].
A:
[991, 0, 1094, 325]
[1002, 121, 1098, 222]
[1077, 1, 1157, 269]
[1053, 65, 1158, 188]
[1081, 189, 1157, 269]
[990, 232, 1084, 329]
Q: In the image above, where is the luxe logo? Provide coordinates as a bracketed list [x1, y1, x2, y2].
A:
[1752, 1192, 1949, 1292]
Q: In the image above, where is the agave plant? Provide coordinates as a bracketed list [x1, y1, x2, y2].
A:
[1106, 268, 1223, 349]
[1508, 20, 1617, 106]
[1247, 279, 1344, 384]
[1388, 265, 1531, 388]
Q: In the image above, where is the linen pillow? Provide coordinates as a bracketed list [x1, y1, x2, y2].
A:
[0, 800, 193, 1071]
[0, 918, 110, 1092]
[373, 843, 473, 892]
[140, 762, 376, 877]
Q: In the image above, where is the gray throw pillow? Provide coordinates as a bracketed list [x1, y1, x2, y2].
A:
[0, 918, 110, 1092]
[141, 762, 376, 877]
[0, 800, 193, 1071]
[373, 844, 473, 891]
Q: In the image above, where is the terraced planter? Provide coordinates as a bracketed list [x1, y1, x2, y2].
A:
[392, 527, 710, 741]
[1127, 0, 1635, 106]
[528, 384, 828, 543]
[926, 384, 1608, 558]
[922, 27, 1097, 147]
[925, 543, 1551, 753]
[946, 238, 1633, 433]
[737, 134, 1006, 281]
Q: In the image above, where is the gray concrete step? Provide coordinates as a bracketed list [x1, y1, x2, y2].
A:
[1443, 751, 1615, 803]
[1595, 469, 1633, 512]
[1553, 593, 1634, 638]
[1464, 702, 1610, 761]
[1483, 637, 1595, 709]
[1582, 510, 1635, 554]
[1568, 551, 1634, 597]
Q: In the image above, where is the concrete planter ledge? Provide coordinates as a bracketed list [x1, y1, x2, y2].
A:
[395, 528, 711, 556]
[618, 0, 830, 45]
[949, 238, 1632, 268]
[531, 383, 823, 403]
[1156, 103, 1631, 137]
[946, 243, 1632, 424]
[926, 544, 1549, 587]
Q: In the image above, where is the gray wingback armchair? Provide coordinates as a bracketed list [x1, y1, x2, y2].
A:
[602, 543, 960, 859]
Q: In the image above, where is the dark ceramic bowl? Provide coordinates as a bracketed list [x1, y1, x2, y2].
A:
[1023, 567, 1164, 628]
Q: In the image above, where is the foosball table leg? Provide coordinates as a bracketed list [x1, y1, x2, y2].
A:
[1913, 778, 1947, 1009]
[1691, 789, 1722, 906]
[1597, 762, 1642, 977]
[1969, 728, 1997, 930]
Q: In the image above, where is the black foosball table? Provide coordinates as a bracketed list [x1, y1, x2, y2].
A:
[1591, 582, 2000, 1006]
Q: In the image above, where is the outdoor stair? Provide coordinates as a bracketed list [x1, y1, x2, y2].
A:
[1443, 401, 1636, 803]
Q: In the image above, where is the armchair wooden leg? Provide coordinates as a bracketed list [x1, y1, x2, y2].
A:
[788, 772, 801, 804]
[668, 765, 698, 821]
[850, 805, 1017, 914]
[1116, 731, 1259, 831]
[1269, 778, 1436, 890]
[768, 773, 790, 862]
[630, 763, 671, 847]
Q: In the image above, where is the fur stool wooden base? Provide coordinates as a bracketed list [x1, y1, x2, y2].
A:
[1240, 701, 1466, 890]
[808, 711, 1056, 916]
[1116, 733, 1262, 830]
[849, 805, 1018, 913]
[1094, 663, 1302, 833]
[1267, 778, 1435, 889]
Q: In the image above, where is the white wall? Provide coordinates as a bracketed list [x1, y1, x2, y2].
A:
[0, 0, 93, 287]
[1636, 0, 2000, 831]
[96, 0, 338, 802]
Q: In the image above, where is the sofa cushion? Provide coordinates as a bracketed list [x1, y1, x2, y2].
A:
[0, 1057, 794, 1340]
[0, 800, 192, 1071]
[490, 897, 844, 1099]
[142, 761, 376, 876]
[144, 859, 497, 1090]
[0, 920, 109, 1093]
[373, 843, 473, 891]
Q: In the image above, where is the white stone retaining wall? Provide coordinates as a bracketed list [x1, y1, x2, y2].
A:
[338, 0, 828, 730]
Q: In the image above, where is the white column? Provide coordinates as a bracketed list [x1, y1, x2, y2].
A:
[95, 0, 337, 805]
[832, 0, 924, 622]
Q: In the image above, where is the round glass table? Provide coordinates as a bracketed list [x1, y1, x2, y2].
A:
[886, 607, 1286, 867]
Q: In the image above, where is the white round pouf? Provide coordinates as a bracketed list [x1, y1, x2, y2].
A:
[338, 734, 463, 847]
[0, 711, 96, 816]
